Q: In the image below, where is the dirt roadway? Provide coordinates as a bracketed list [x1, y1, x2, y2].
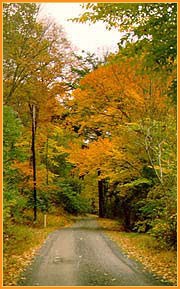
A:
[18, 216, 171, 286]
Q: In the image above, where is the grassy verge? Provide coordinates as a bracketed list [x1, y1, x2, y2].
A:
[3, 209, 74, 286]
[98, 218, 177, 286]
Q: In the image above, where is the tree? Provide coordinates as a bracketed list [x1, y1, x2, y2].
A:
[67, 55, 173, 137]
[73, 3, 177, 102]
[66, 52, 176, 239]
[69, 51, 105, 89]
[3, 3, 74, 220]
[75, 3, 177, 64]
[3, 106, 26, 225]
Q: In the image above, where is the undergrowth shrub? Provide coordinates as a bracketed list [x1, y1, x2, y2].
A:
[134, 182, 177, 249]
[57, 182, 91, 214]
[150, 214, 177, 249]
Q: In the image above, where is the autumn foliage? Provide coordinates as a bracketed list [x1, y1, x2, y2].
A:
[3, 3, 177, 251]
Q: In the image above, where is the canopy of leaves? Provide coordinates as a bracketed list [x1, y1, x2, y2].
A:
[75, 3, 177, 64]
[73, 3, 177, 102]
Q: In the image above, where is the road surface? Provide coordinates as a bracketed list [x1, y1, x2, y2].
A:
[18, 216, 171, 286]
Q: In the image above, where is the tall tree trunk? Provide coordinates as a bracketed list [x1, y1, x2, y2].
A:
[31, 105, 37, 222]
[98, 170, 106, 217]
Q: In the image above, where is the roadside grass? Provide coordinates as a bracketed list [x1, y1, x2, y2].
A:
[3, 209, 74, 286]
[98, 218, 177, 286]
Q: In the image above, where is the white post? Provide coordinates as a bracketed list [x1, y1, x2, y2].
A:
[44, 214, 47, 228]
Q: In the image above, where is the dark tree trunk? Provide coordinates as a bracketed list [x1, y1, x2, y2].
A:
[98, 170, 106, 218]
[98, 179, 104, 217]
[31, 104, 37, 222]
[123, 204, 131, 230]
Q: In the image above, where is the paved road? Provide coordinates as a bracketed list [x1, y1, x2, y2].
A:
[18, 216, 171, 286]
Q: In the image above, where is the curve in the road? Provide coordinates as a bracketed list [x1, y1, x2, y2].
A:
[18, 216, 172, 286]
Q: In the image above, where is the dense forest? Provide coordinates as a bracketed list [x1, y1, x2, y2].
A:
[3, 1, 177, 257]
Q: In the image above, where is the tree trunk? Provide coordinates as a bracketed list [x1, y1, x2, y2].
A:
[98, 170, 106, 218]
[31, 105, 37, 222]
[123, 203, 131, 230]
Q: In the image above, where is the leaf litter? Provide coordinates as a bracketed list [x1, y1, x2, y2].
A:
[98, 218, 177, 285]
